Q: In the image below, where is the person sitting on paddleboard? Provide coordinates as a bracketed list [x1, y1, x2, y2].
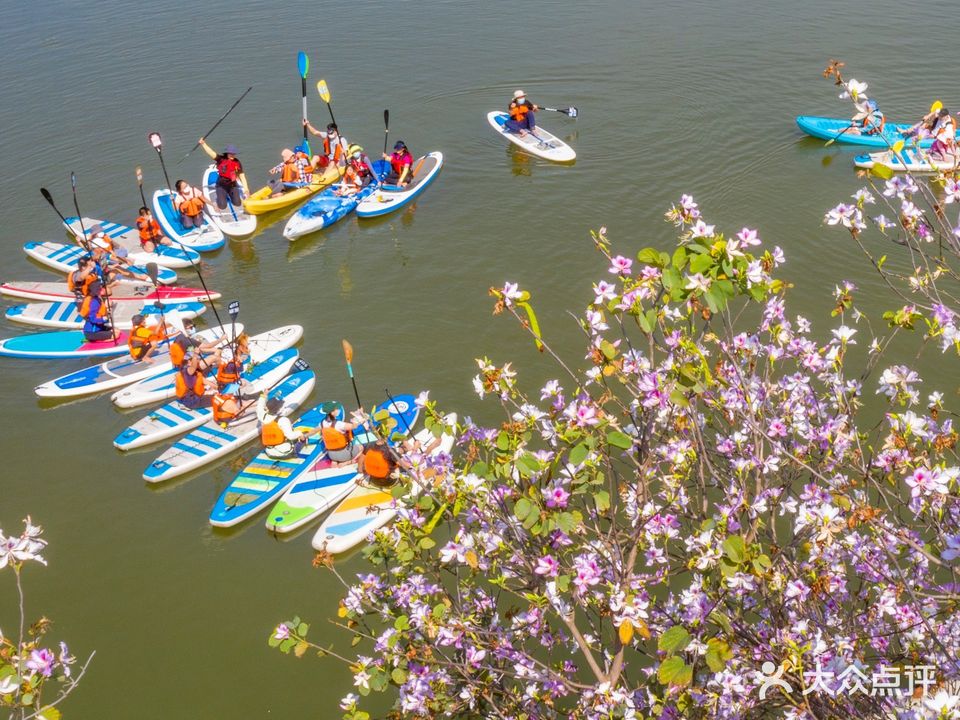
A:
[79, 281, 115, 342]
[382, 140, 414, 187]
[88, 228, 148, 286]
[848, 99, 885, 136]
[304, 121, 349, 169]
[127, 313, 168, 363]
[258, 394, 307, 459]
[198, 140, 249, 210]
[903, 108, 940, 140]
[174, 350, 217, 409]
[173, 179, 210, 230]
[268, 148, 310, 196]
[316, 408, 364, 466]
[335, 145, 378, 196]
[215, 333, 251, 392]
[67, 256, 98, 308]
[930, 108, 956, 159]
[135, 207, 172, 253]
[169, 318, 221, 370]
[506, 90, 540, 137]
[212, 382, 244, 426]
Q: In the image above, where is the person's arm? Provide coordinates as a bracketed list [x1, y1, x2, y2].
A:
[238, 166, 249, 194]
[256, 393, 268, 422]
[199, 138, 217, 160]
[279, 416, 302, 441]
[304, 120, 321, 137]
[397, 162, 411, 185]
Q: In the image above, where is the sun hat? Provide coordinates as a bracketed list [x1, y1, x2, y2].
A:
[393, 140, 407, 150]
[88, 224, 105, 237]
[222, 144, 239, 155]
[92, 237, 111, 250]
[281, 148, 294, 161]
[513, 89, 526, 99]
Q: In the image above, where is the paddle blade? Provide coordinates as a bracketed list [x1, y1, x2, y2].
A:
[148, 131, 163, 151]
[228, 299, 240, 318]
[70, 171, 77, 189]
[931, 100, 943, 114]
[297, 51, 309, 78]
[341, 338, 354, 364]
[567, 106, 579, 119]
[316, 79, 330, 103]
[293, 358, 310, 372]
[40, 187, 54, 205]
[891, 140, 905, 154]
[145, 263, 160, 284]
[384, 108, 389, 129]
[136, 167, 143, 184]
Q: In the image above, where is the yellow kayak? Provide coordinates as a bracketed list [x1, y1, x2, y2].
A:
[242, 164, 342, 216]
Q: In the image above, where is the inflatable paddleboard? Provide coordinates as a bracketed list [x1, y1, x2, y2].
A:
[0, 280, 219, 305]
[242, 163, 341, 216]
[486, 111, 576, 162]
[283, 160, 389, 240]
[114, 347, 300, 450]
[110, 324, 303, 409]
[264, 395, 420, 534]
[151, 188, 225, 252]
[7, 300, 203, 331]
[62, 217, 200, 269]
[854, 147, 960, 172]
[23, 241, 177, 284]
[795, 116, 931, 149]
[0, 330, 132, 360]
[201, 166, 257, 237]
[34, 325, 237, 399]
[209, 401, 344, 528]
[312, 412, 456, 553]
[356, 152, 443, 218]
[142, 369, 315, 483]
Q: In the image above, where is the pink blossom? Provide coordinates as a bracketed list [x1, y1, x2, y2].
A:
[534, 555, 559, 577]
[26, 648, 55, 678]
[736, 227, 761, 246]
[593, 280, 617, 304]
[608, 255, 633, 275]
[545, 487, 570, 509]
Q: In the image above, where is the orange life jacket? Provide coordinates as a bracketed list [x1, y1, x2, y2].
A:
[128, 324, 154, 358]
[861, 111, 886, 135]
[343, 163, 366, 191]
[363, 446, 395, 480]
[174, 366, 205, 400]
[320, 420, 351, 450]
[509, 102, 532, 122]
[212, 393, 239, 423]
[323, 135, 344, 162]
[136, 217, 163, 244]
[176, 188, 205, 217]
[79, 295, 108, 319]
[261, 419, 285, 446]
[216, 358, 243, 385]
[280, 160, 301, 184]
[169, 339, 189, 368]
[67, 270, 96, 297]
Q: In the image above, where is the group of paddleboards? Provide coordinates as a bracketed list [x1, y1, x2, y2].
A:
[797, 80, 959, 173]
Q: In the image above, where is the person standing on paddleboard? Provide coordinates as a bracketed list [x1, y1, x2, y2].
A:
[506, 90, 540, 137]
[382, 140, 414, 187]
[198, 140, 249, 209]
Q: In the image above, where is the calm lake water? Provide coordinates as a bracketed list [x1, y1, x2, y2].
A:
[1, 0, 956, 716]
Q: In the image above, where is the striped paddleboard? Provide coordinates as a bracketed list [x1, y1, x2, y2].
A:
[151, 189, 225, 252]
[142, 369, 315, 482]
[63, 216, 200, 269]
[7, 300, 204, 330]
[313, 412, 456, 553]
[854, 147, 960, 172]
[264, 396, 419, 534]
[209, 402, 343, 527]
[23, 241, 178, 284]
[113, 346, 299, 450]
[0, 280, 220, 304]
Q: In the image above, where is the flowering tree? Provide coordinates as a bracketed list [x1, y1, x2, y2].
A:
[273, 195, 960, 719]
[1, 518, 91, 719]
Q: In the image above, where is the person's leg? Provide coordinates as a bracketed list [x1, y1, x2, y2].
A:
[228, 184, 242, 206]
[215, 184, 229, 210]
[84, 329, 115, 342]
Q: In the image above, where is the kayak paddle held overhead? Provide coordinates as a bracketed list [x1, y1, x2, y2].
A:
[298, 52, 310, 151]
[316, 79, 337, 127]
[178, 86, 253, 164]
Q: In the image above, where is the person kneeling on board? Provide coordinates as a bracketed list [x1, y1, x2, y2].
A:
[506, 90, 540, 137]
[215, 334, 251, 392]
[382, 140, 414, 187]
[135, 207, 172, 253]
[319, 408, 365, 466]
[211, 382, 244, 426]
[80, 281, 116, 342]
[68, 256, 99, 308]
[173, 180, 210, 231]
[174, 351, 218, 409]
[258, 395, 307, 459]
[335, 145, 378, 196]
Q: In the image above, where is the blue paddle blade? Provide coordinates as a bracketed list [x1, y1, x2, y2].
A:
[297, 51, 308, 78]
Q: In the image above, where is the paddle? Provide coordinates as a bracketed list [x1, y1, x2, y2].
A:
[136, 167, 147, 207]
[226, 299, 241, 383]
[382, 109, 390, 157]
[824, 124, 855, 147]
[70, 172, 117, 339]
[178, 87, 253, 165]
[147, 131, 226, 329]
[384, 388, 415, 439]
[540, 106, 579, 119]
[297, 52, 310, 154]
[144, 261, 168, 343]
[238, 357, 310, 410]
[316, 79, 337, 127]
[341, 339, 362, 410]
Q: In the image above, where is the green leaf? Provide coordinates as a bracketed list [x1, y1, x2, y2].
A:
[556, 512, 577, 533]
[556, 574, 571, 592]
[637, 309, 654, 334]
[689, 252, 714, 274]
[518, 453, 541, 474]
[296, 622, 309, 636]
[515, 497, 535, 521]
[391, 668, 408, 685]
[669, 388, 690, 408]
[593, 490, 610, 512]
[496, 431, 510, 451]
[709, 610, 734, 635]
[722, 536, 746, 565]
[38, 708, 62, 720]
[672, 246, 688, 270]
[599, 339, 618, 360]
[662, 267, 682, 291]
[637, 247, 665, 267]
[705, 284, 725, 313]
[705, 638, 734, 672]
[569, 442, 589, 465]
[658, 625, 691, 654]
[871, 163, 894, 181]
[606, 430, 633, 449]
[419, 537, 437, 550]
[657, 656, 692, 686]
[279, 638, 296, 654]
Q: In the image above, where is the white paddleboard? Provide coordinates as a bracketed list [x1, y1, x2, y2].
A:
[486, 111, 576, 162]
[201, 165, 257, 237]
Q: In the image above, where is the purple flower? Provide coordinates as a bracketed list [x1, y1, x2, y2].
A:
[545, 487, 570, 509]
[534, 555, 559, 576]
[608, 255, 633, 275]
[26, 648, 56, 678]
[273, 623, 291, 641]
